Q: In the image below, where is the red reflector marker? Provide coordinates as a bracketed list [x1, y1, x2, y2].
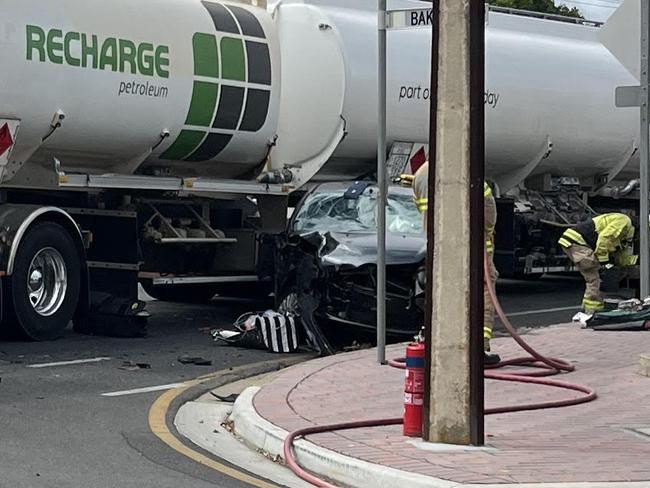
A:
[410, 146, 427, 174]
[0, 123, 13, 158]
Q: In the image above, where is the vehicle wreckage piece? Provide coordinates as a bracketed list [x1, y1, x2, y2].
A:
[274, 231, 424, 344]
[265, 183, 427, 345]
[212, 308, 333, 355]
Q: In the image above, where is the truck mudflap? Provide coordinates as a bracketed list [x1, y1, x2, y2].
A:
[73, 293, 149, 338]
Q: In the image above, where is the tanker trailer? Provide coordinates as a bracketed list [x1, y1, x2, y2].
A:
[305, 0, 640, 277]
[0, 0, 639, 340]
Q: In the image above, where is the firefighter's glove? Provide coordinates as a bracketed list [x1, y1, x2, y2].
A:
[397, 174, 414, 188]
[599, 264, 622, 293]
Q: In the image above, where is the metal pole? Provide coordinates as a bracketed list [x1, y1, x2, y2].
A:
[377, 0, 387, 364]
[641, 0, 650, 299]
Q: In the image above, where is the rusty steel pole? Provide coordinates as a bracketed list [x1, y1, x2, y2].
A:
[422, 0, 439, 440]
[468, 0, 486, 446]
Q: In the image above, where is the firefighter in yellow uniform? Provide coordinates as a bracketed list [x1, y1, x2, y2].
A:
[412, 163, 429, 230]
[558, 213, 637, 313]
[408, 163, 500, 364]
[483, 182, 499, 363]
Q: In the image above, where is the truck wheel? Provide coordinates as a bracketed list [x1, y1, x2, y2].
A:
[4, 222, 81, 340]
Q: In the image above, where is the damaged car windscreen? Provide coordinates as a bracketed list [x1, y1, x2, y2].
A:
[292, 189, 424, 235]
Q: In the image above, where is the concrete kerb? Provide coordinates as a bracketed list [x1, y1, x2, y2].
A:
[231, 386, 460, 488]
[175, 400, 313, 488]
[231, 386, 650, 488]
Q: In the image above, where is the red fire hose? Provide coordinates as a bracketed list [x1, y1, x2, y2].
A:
[282, 252, 597, 488]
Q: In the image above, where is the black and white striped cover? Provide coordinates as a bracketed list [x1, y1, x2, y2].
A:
[255, 313, 299, 353]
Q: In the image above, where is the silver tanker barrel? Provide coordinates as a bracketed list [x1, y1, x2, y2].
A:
[312, 0, 639, 190]
[0, 0, 282, 180]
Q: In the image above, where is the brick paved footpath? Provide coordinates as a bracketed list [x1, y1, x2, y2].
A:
[254, 324, 650, 484]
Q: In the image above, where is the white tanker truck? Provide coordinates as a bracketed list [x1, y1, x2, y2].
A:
[0, 0, 639, 339]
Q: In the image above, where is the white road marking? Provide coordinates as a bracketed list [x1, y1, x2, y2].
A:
[506, 306, 577, 318]
[28, 357, 112, 368]
[101, 383, 187, 397]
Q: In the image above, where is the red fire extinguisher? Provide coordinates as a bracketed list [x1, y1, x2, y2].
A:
[403, 342, 425, 437]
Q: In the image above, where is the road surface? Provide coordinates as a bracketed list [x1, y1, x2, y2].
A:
[0, 277, 584, 487]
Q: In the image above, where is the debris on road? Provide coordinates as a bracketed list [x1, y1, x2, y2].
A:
[256, 447, 285, 466]
[210, 392, 239, 403]
[212, 311, 302, 354]
[118, 361, 151, 371]
[178, 356, 213, 366]
[342, 341, 372, 352]
[221, 419, 234, 434]
[75, 294, 149, 338]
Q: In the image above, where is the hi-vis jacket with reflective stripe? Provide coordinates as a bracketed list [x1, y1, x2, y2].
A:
[558, 213, 636, 265]
[484, 183, 495, 254]
[484, 183, 493, 198]
[412, 163, 428, 213]
[411, 162, 495, 252]
[412, 167, 493, 214]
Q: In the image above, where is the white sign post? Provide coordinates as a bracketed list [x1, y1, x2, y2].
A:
[377, 0, 388, 365]
[376, 4, 435, 365]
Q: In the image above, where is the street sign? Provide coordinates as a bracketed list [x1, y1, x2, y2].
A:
[387, 8, 434, 30]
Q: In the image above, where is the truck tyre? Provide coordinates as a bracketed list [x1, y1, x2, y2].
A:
[4, 222, 81, 341]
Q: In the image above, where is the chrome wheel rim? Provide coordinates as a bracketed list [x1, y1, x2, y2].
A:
[27, 247, 67, 317]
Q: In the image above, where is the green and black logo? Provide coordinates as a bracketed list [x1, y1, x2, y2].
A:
[160, 1, 272, 162]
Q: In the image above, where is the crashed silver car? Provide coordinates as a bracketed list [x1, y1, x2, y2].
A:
[269, 182, 426, 344]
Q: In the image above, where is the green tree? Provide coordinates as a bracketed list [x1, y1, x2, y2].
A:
[491, 0, 583, 18]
